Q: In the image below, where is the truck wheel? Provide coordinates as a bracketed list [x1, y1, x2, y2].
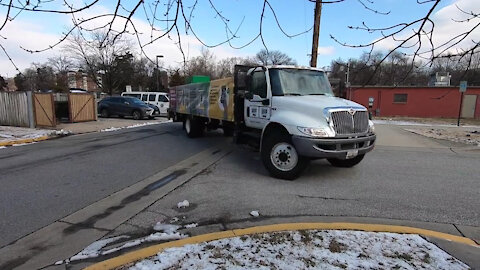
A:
[327, 154, 365, 168]
[261, 133, 308, 180]
[185, 117, 204, 138]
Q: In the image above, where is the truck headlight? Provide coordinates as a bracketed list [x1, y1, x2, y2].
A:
[297, 127, 330, 137]
[368, 120, 375, 133]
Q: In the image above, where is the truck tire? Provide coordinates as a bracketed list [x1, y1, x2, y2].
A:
[327, 154, 365, 168]
[261, 132, 308, 180]
[185, 117, 204, 138]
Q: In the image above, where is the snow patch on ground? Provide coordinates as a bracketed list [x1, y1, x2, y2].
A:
[373, 119, 477, 128]
[250, 210, 260, 217]
[101, 127, 122, 132]
[57, 222, 187, 264]
[12, 142, 36, 147]
[406, 128, 480, 146]
[129, 230, 468, 270]
[0, 126, 59, 142]
[184, 223, 198, 228]
[154, 223, 181, 234]
[177, 200, 190, 208]
[100, 120, 172, 132]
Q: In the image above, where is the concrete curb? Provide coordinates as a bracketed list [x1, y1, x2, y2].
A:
[84, 222, 479, 270]
[0, 135, 52, 147]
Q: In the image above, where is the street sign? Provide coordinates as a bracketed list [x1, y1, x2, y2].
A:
[459, 81, 467, 92]
[368, 97, 374, 107]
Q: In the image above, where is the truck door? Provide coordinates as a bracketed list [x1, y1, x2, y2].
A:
[244, 68, 271, 130]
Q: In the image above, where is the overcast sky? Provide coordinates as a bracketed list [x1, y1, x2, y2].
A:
[0, 0, 478, 77]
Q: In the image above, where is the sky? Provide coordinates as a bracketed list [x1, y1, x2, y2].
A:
[0, 0, 478, 77]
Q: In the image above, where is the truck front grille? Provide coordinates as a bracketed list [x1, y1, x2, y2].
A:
[330, 110, 369, 135]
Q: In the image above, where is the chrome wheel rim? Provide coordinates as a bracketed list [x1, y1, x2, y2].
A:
[270, 142, 298, 171]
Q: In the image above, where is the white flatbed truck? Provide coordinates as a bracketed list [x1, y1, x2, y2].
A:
[168, 65, 376, 179]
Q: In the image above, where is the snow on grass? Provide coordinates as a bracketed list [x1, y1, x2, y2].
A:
[184, 223, 198, 228]
[129, 230, 469, 270]
[406, 128, 480, 146]
[177, 200, 189, 208]
[373, 119, 478, 128]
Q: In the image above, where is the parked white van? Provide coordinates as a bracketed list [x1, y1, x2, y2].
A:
[121, 92, 169, 115]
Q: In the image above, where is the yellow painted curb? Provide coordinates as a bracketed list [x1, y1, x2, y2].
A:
[84, 222, 479, 270]
[0, 135, 50, 147]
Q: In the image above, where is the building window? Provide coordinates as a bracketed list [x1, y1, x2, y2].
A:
[393, 93, 408, 103]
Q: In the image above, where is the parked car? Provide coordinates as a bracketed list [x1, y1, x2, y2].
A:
[98, 96, 155, 120]
[121, 92, 169, 116]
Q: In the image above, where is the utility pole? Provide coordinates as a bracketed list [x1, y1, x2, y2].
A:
[156, 55, 164, 91]
[310, 0, 322, 67]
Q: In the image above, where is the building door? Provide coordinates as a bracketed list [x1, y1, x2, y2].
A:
[461, 95, 477, 118]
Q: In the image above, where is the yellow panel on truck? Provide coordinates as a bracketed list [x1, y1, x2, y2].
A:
[172, 77, 234, 122]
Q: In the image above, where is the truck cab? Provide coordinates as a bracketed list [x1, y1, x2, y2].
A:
[234, 65, 376, 179]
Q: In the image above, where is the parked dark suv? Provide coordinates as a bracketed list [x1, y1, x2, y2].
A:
[98, 96, 155, 120]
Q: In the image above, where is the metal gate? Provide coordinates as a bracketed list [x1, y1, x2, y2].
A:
[68, 93, 97, 122]
[33, 93, 56, 127]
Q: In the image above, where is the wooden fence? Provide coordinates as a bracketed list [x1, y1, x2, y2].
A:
[1, 91, 98, 128]
[68, 93, 97, 122]
[33, 93, 56, 127]
[0, 91, 34, 127]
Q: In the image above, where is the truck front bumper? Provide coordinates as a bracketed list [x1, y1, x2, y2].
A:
[292, 133, 376, 160]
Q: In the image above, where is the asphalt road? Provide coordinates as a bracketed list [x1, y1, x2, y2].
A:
[1, 121, 479, 254]
[0, 121, 224, 248]
[140, 124, 480, 228]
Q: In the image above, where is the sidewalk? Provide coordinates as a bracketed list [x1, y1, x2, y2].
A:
[0, 118, 169, 147]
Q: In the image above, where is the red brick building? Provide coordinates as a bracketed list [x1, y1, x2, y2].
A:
[67, 71, 100, 92]
[346, 86, 480, 119]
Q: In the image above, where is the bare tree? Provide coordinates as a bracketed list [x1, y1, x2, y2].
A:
[47, 56, 74, 92]
[66, 31, 132, 95]
[330, 0, 479, 83]
[0, 0, 478, 85]
[0, 75, 7, 90]
[255, 49, 296, 66]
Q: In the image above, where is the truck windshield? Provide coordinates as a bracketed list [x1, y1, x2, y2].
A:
[269, 68, 333, 96]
